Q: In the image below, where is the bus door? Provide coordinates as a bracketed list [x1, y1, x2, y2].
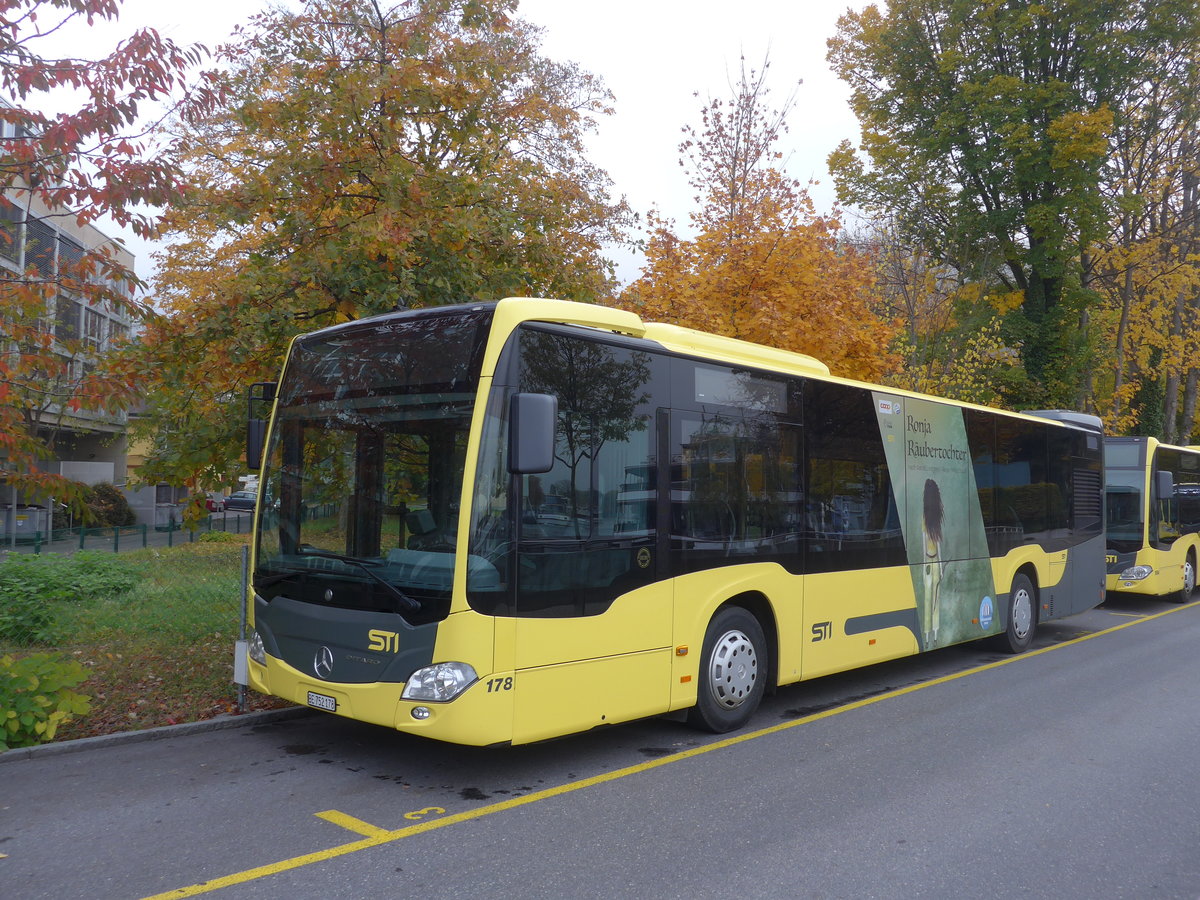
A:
[802, 384, 913, 678]
[509, 330, 672, 742]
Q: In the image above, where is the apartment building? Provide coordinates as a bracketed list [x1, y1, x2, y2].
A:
[0, 138, 136, 537]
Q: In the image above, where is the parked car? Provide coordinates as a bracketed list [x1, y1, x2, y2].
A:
[225, 490, 257, 511]
[204, 494, 225, 512]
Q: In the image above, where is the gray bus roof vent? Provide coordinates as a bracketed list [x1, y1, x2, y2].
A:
[1022, 410, 1105, 433]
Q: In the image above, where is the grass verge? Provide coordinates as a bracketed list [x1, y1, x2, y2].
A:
[4, 540, 289, 743]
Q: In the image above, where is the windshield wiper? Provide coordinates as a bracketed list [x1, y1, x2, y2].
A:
[299, 548, 421, 614]
[253, 566, 306, 589]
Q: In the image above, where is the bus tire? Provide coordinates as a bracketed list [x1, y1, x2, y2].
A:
[997, 573, 1037, 654]
[687, 607, 767, 733]
[1175, 551, 1196, 604]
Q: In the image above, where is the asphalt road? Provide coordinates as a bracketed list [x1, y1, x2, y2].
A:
[4, 595, 1198, 899]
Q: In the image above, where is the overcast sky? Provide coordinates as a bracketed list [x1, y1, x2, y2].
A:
[40, 0, 866, 284]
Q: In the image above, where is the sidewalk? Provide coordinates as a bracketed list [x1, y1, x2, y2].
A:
[0, 705, 310, 763]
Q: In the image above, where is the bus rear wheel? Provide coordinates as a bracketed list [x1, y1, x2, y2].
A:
[1175, 552, 1196, 604]
[687, 607, 767, 733]
[996, 573, 1037, 654]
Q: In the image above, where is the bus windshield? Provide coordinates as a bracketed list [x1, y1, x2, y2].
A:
[255, 308, 492, 621]
[1105, 470, 1145, 552]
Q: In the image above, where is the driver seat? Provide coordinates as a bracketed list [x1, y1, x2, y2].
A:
[406, 509, 441, 550]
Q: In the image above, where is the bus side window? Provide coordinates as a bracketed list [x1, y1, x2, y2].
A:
[1152, 449, 1181, 547]
[1173, 448, 1200, 535]
[993, 417, 1047, 547]
[669, 411, 803, 575]
[804, 381, 905, 573]
[1045, 427, 1074, 547]
[967, 410, 998, 555]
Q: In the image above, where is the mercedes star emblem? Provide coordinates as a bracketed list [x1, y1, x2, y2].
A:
[313, 646, 334, 679]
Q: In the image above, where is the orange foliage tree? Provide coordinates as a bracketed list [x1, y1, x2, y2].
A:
[0, 0, 219, 509]
[617, 60, 898, 382]
[121, 0, 630, 494]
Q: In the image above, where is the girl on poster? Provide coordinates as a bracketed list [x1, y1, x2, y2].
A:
[922, 478, 945, 648]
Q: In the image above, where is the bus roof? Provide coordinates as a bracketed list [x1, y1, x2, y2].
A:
[488, 297, 1098, 433]
[298, 297, 1099, 435]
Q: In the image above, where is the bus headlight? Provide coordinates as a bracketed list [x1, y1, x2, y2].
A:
[402, 662, 478, 702]
[1119, 565, 1153, 581]
[248, 630, 267, 665]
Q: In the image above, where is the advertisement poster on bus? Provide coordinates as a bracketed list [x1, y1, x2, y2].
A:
[874, 393, 997, 650]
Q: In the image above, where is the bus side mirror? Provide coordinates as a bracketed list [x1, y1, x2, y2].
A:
[247, 382, 277, 471]
[1157, 470, 1175, 499]
[247, 419, 267, 471]
[509, 393, 557, 474]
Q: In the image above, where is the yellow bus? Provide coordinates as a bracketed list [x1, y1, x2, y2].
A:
[1105, 436, 1200, 603]
[240, 298, 1106, 746]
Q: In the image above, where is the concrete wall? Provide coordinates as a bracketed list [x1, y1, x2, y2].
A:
[121, 484, 185, 528]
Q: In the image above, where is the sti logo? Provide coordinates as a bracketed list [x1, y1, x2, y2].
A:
[877, 399, 902, 415]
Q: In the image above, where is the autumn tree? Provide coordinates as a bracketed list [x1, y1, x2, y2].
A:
[854, 218, 1022, 405]
[619, 60, 897, 383]
[0, 0, 219, 510]
[828, 0, 1199, 409]
[125, 0, 631, 491]
[1089, 39, 1200, 441]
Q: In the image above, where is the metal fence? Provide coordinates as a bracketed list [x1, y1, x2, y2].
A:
[1, 511, 255, 556]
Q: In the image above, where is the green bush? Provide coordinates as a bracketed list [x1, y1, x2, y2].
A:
[0, 552, 140, 602]
[0, 652, 91, 750]
[0, 552, 142, 645]
[55, 544, 243, 643]
[85, 482, 136, 527]
[69, 551, 141, 594]
[0, 589, 56, 645]
[198, 530, 240, 543]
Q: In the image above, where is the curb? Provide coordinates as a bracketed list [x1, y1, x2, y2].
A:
[0, 706, 315, 764]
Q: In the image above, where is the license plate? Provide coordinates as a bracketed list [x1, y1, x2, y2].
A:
[307, 691, 337, 712]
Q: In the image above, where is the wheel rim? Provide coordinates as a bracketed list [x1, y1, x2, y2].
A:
[1185, 559, 1196, 595]
[1012, 587, 1033, 639]
[706, 629, 759, 709]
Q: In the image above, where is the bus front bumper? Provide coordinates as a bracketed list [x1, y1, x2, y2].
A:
[248, 655, 515, 746]
[1106, 566, 1181, 597]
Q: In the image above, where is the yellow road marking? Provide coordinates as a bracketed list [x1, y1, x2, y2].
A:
[403, 806, 445, 820]
[144, 602, 1197, 899]
[314, 810, 389, 838]
[1106, 612, 1145, 619]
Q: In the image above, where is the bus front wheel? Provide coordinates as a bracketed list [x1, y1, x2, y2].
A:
[997, 574, 1037, 654]
[1175, 552, 1196, 604]
[687, 607, 767, 733]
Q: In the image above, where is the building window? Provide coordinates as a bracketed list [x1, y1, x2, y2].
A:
[24, 216, 55, 276]
[58, 235, 84, 278]
[84, 306, 106, 348]
[55, 297, 81, 341]
[0, 198, 21, 265]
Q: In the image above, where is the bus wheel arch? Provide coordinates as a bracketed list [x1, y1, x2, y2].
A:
[1176, 549, 1196, 604]
[726, 591, 778, 691]
[997, 568, 1038, 654]
[687, 600, 771, 733]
